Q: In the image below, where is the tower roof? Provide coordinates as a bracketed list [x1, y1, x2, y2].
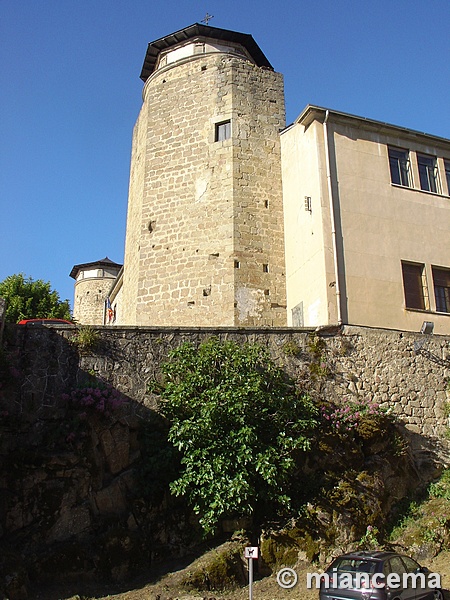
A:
[69, 257, 123, 280]
[140, 23, 273, 82]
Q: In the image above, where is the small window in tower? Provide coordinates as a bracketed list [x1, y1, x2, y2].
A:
[263, 264, 269, 273]
[234, 260, 241, 269]
[215, 120, 231, 142]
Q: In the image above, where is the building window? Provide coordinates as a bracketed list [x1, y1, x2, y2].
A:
[215, 120, 231, 142]
[417, 154, 439, 193]
[263, 263, 269, 273]
[401, 262, 429, 310]
[444, 159, 450, 195]
[432, 266, 450, 313]
[388, 147, 411, 187]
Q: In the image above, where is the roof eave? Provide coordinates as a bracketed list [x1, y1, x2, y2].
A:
[140, 23, 273, 81]
[293, 104, 450, 145]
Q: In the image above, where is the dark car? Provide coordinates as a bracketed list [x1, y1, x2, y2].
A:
[319, 550, 443, 600]
[18, 319, 73, 326]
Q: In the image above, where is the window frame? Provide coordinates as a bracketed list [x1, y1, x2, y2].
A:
[444, 159, 450, 195]
[215, 120, 231, 142]
[417, 153, 439, 193]
[432, 265, 450, 314]
[401, 261, 429, 311]
[388, 147, 411, 187]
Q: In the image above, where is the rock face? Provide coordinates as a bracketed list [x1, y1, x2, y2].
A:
[0, 393, 194, 596]
[0, 324, 449, 597]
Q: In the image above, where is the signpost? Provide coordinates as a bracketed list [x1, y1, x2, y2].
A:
[244, 547, 259, 600]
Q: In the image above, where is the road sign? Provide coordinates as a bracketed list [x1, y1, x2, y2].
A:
[244, 546, 259, 559]
[245, 547, 259, 600]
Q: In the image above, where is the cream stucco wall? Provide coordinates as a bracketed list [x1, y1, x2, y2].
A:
[282, 109, 450, 334]
[281, 120, 338, 327]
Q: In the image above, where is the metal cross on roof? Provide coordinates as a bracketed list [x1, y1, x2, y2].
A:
[201, 13, 214, 25]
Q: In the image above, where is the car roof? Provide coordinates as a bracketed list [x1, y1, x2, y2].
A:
[334, 551, 397, 560]
[18, 318, 73, 324]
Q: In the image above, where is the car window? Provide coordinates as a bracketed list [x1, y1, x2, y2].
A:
[331, 558, 378, 574]
[401, 556, 420, 572]
[389, 556, 407, 574]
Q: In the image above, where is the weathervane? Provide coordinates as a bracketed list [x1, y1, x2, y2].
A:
[201, 13, 214, 25]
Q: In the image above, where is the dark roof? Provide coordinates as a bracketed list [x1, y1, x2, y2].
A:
[69, 257, 123, 279]
[140, 23, 273, 81]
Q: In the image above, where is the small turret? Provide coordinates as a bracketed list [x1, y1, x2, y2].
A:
[70, 257, 122, 325]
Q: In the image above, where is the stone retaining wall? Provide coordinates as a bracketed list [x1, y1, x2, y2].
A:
[5, 323, 450, 463]
[1, 323, 449, 594]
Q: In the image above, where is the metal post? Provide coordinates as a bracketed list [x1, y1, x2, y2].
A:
[248, 556, 253, 600]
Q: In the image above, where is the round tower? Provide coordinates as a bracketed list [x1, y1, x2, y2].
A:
[120, 23, 287, 326]
[70, 257, 122, 325]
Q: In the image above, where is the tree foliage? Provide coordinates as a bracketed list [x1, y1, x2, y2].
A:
[0, 274, 71, 323]
[158, 338, 318, 533]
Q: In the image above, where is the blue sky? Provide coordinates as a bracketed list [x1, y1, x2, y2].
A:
[1, 0, 449, 310]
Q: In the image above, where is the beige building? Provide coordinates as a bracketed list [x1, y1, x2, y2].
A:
[71, 24, 450, 334]
[282, 106, 450, 335]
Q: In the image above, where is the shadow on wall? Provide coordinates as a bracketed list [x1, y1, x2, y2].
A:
[0, 324, 205, 600]
[0, 324, 449, 599]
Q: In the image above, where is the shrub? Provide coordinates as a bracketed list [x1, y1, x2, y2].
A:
[62, 385, 125, 416]
[158, 337, 318, 533]
[70, 326, 100, 352]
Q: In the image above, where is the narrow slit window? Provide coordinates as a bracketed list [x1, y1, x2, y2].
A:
[215, 120, 231, 142]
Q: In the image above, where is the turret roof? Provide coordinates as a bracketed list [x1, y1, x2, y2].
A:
[140, 23, 273, 81]
[69, 257, 123, 279]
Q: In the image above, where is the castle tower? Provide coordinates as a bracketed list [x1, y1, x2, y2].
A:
[120, 23, 287, 326]
[70, 257, 122, 325]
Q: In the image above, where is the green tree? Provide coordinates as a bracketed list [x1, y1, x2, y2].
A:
[158, 338, 317, 533]
[0, 274, 71, 323]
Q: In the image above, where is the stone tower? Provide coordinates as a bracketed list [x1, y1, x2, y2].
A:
[120, 23, 287, 326]
[70, 257, 122, 325]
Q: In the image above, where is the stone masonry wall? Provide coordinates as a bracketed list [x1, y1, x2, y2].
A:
[5, 324, 450, 463]
[1, 324, 449, 594]
[231, 58, 287, 325]
[73, 276, 116, 325]
[120, 50, 287, 327]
